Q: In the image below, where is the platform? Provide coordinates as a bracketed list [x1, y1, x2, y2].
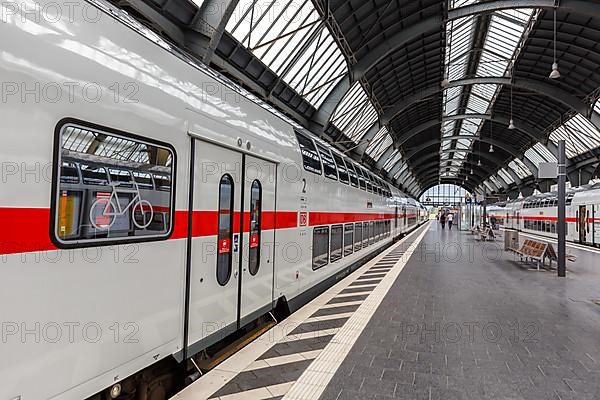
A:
[173, 222, 600, 400]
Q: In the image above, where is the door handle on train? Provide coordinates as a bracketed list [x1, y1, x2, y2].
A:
[234, 270, 239, 279]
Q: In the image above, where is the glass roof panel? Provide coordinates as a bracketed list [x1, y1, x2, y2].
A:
[509, 158, 532, 179]
[549, 114, 600, 158]
[366, 127, 393, 161]
[525, 143, 557, 166]
[498, 168, 515, 184]
[226, 0, 348, 108]
[330, 82, 379, 143]
[383, 150, 402, 172]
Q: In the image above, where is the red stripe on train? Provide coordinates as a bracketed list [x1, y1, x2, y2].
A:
[308, 212, 397, 226]
[0, 208, 397, 256]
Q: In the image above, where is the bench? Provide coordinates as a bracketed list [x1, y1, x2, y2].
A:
[509, 239, 549, 270]
[477, 227, 497, 241]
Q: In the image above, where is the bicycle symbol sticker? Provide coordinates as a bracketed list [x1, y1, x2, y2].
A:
[90, 182, 154, 230]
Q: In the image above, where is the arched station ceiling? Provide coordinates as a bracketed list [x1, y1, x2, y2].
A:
[109, 0, 600, 198]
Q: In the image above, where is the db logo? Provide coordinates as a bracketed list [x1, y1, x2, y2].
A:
[299, 212, 308, 227]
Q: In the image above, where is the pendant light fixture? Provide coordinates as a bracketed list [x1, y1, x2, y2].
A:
[489, 120, 495, 153]
[508, 85, 515, 130]
[549, 8, 561, 79]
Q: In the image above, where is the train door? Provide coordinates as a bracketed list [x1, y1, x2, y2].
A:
[394, 204, 399, 230]
[239, 155, 277, 326]
[402, 206, 407, 229]
[186, 139, 276, 353]
[579, 205, 587, 244]
[594, 205, 600, 247]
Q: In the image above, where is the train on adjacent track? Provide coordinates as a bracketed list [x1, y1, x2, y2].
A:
[0, 1, 427, 399]
[485, 183, 600, 247]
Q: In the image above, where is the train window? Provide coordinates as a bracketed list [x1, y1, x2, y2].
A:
[312, 226, 330, 270]
[333, 154, 349, 185]
[132, 172, 154, 189]
[346, 159, 359, 187]
[331, 225, 343, 262]
[217, 175, 235, 285]
[248, 180, 262, 276]
[60, 162, 80, 184]
[295, 131, 322, 175]
[365, 171, 373, 193]
[362, 222, 369, 247]
[369, 221, 375, 245]
[109, 168, 134, 188]
[153, 174, 172, 191]
[344, 224, 354, 256]
[354, 223, 363, 251]
[53, 122, 175, 247]
[81, 165, 109, 186]
[356, 167, 367, 190]
[316, 143, 338, 180]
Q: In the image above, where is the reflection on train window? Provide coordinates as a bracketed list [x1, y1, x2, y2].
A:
[60, 162, 80, 184]
[217, 175, 234, 285]
[248, 180, 262, 276]
[362, 222, 369, 247]
[133, 172, 154, 189]
[316, 143, 338, 180]
[346, 159, 359, 187]
[53, 123, 175, 246]
[332, 154, 349, 185]
[356, 167, 366, 191]
[344, 224, 354, 257]
[330, 225, 343, 262]
[354, 223, 363, 251]
[312, 226, 330, 270]
[295, 131, 322, 175]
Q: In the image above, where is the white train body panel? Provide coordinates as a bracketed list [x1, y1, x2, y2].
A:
[0, 1, 426, 399]
[488, 186, 600, 247]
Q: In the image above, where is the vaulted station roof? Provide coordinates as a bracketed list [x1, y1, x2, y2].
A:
[111, 0, 600, 198]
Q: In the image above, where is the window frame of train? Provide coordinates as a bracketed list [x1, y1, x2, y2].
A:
[295, 131, 322, 175]
[344, 224, 354, 256]
[346, 158, 359, 188]
[369, 221, 376, 245]
[332, 153, 350, 185]
[51, 119, 176, 249]
[217, 174, 235, 286]
[330, 224, 343, 262]
[248, 180, 262, 276]
[362, 222, 369, 247]
[354, 222, 363, 251]
[315, 143, 339, 181]
[312, 226, 330, 270]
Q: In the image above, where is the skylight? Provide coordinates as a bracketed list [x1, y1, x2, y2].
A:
[330, 82, 379, 143]
[549, 114, 600, 158]
[509, 158, 532, 179]
[226, 0, 348, 108]
[366, 127, 393, 161]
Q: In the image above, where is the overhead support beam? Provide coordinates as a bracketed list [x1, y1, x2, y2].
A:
[351, 123, 383, 160]
[311, 77, 352, 129]
[375, 146, 396, 170]
[189, 0, 241, 63]
[448, 0, 555, 19]
[505, 167, 523, 187]
[310, 0, 600, 134]
[381, 78, 599, 128]
[406, 137, 521, 161]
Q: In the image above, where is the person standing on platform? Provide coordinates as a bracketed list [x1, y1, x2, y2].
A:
[447, 213, 454, 230]
[440, 212, 446, 229]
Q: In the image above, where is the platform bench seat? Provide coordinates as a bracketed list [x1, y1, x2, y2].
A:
[509, 240, 549, 270]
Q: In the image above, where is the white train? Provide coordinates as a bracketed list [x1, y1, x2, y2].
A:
[0, 1, 427, 399]
[486, 184, 600, 246]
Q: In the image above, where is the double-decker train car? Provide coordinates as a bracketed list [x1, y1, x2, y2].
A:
[487, 183, 600, 247]
[0, 1, 426, 399]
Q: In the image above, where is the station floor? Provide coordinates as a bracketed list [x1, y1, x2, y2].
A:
[174, 222, 600, 400]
